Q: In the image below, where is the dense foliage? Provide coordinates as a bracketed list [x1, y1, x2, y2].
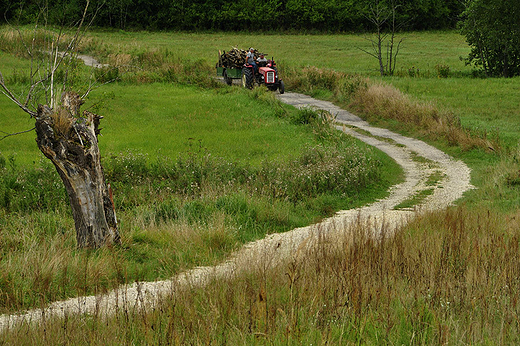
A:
[0, 0, 464, 31]
[460, 0, 520, 77]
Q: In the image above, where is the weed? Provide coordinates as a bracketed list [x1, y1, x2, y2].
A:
[435, 64, 450, 78]
[408, 66, 420, 77]
[94, 66, 119, 83]
[291, 107, 318, 125]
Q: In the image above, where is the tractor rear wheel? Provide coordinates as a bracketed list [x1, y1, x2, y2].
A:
[279, 80, 285, 94]
[223, 70, 232, 85]
[242, 68, 254, 89]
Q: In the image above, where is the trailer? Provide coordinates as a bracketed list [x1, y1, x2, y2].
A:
[216, 65, 242, 85]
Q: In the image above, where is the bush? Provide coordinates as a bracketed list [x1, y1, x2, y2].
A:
[435, 64, 450, 78]
[94, 66, 119, 83]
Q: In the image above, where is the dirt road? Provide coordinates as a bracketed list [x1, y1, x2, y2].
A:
[0, 92, 473, 332]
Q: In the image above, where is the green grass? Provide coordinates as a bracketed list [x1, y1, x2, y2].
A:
[94, 84, 315, 166]
[85, 30, 472, 77]
[394, 188, 435, 210]
[0, 47, 402, 314]
[388, 77, 520, 147]
[410, 151, 436, 166]
[0, 78, 355, 166]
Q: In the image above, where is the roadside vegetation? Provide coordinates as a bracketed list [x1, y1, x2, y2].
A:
[5, 208, 520, 345]
[1, 27, 520, 344]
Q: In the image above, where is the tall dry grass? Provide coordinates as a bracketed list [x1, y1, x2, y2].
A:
[2, 207, 519, 344]
[350, 83, 499, 152]
[284, 66, 500, 153]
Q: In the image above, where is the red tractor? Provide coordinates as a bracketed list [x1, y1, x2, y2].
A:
[242, 58, 285, 94]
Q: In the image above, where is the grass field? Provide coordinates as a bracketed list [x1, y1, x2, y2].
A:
[2, 27, 520, 344]
[85, 30, 472, 76]
[0, 27, 401, 320]
[77, 30, 519, 149]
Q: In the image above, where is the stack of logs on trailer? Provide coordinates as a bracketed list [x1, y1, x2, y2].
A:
[218, 48, 265, 68]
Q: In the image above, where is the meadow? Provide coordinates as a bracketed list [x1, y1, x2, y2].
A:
[1, 28, 520, 344]
[0, 27, 399, 316]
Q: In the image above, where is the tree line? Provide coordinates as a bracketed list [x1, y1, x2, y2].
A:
[1, 0, 464, 32]
[1, 0, 519, 76]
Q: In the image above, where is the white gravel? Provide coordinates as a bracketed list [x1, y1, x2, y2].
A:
[0, 92, 474, 332]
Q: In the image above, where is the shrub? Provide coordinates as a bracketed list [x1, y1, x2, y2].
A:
[435, 64, 450, 78]
[94, 66, 120, 83]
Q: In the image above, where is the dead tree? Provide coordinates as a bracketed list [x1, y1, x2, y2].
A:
[359, 0, 405, 76]
[0, 1, 121, 248]
[35, 93, 120, 247]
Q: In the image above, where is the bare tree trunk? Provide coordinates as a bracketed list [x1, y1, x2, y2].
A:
[34, 92, 120, 248]
[360, 0, 406, 77]
[377, 27, 385, 76]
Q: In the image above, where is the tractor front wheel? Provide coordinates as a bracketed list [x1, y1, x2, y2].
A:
[279, 80, 285, 94]
[242, 68, 254, 89]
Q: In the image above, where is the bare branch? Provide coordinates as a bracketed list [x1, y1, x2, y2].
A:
[357, 47, 379, 60]
[359, 0, 408, 76]
[0, 71, 37, 117]
[82, 78, 117, 100]
[1, 0, 109, 118]
[0, 127, 36, 141]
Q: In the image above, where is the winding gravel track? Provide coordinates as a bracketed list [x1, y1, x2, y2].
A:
[0, 92, 474, 332]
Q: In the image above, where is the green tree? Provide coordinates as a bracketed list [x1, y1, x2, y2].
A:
[460, 0, 520, 77]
